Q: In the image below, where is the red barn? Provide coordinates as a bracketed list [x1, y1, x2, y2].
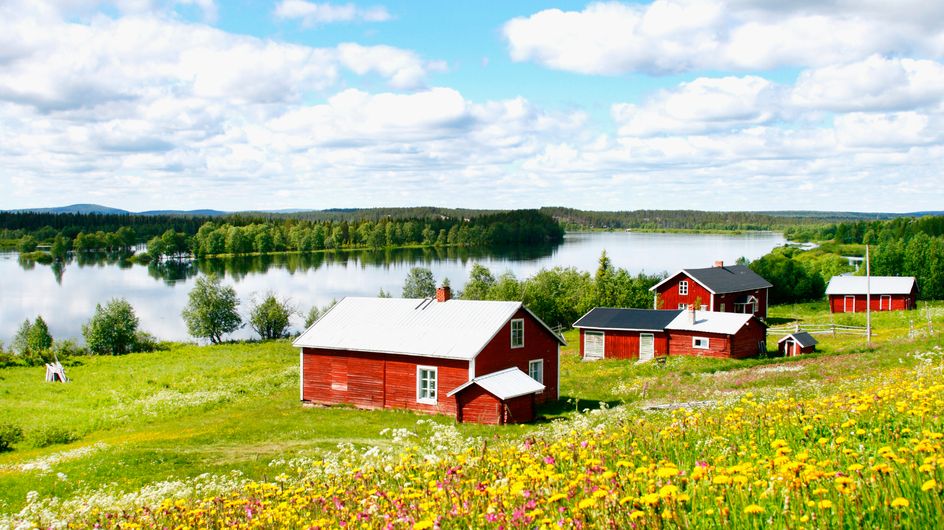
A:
[572, 308, 679, 361]
[825, 276, 918, 313]
[293, 287, 564, 424]
[649, 262, 772, 319]
[574, 307, 766, 360]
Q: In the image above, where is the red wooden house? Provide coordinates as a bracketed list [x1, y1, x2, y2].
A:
[574, 307, 766, 361]
[825, 276, 918, 313]
[649, 262, 772, 319]
[293, 287, 564, 424]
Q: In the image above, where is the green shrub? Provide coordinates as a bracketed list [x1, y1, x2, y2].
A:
[0, 423, 25, 452]
[30, 426, 79, 448]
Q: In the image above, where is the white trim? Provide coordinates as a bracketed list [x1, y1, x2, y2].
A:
[649, 270, 718, 295]
[528, 359, 544, 385]
[692, 336, 710, 350]
[299, 349, 304, 401]
[510, 318, 525, 348]
[468, 357, 476, 379]
[678, 303, 688, 310]
[584, 330, 605, 359]
[556, 343, 560, 400]
[844, 295, 855, 313]
[416, 365, 438, 405]
[678, 280, 689, 296]
[880, 294, 892, 311]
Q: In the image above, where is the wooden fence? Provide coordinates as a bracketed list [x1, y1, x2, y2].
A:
[767, 323, 869, 337]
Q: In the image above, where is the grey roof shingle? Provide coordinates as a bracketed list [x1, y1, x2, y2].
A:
[666, 265, 773, 294]
[573, 308, 682, 331]
[778, 331, 818, 348]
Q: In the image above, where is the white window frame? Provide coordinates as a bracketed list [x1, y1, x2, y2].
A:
[678, 303, 688, 310]
[844, 295, 855, 313]
[678, 280, 689, 296]
[528, 359, 544, 384]
[510, 318, 524, 348]
[416, 366, 438, 405]
[692, 336, 710, 350]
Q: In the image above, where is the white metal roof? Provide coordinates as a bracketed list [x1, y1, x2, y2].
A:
[825, 276, 916, 295]
[446, 367, 545, 400]
[293, 297, 562, 361]
[666, 310, 754, 335]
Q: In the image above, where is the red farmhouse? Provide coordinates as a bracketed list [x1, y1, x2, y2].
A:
[293, 287, 564, 424]
[649, 262, 772, 319]
[573, 307, 767, 361]
[825, 276, 918, 313]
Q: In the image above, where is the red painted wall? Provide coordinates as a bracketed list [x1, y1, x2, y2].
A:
[301, 348, 469, 416]
[828, 291, 917, 313]
[667, 320, 765, 359]
[503, 394, 535, 424]
[713, 288, 768, 319]
[655, 273, 712, 310]
[455, 385, 501, 424]
[474, 308, 560, 402]
[578, 329, 669, 360]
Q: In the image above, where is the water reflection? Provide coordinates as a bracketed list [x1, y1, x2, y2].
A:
[1, 232, 784, 342]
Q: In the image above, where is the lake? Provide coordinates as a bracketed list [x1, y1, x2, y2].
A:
[0, 231, 785, 343]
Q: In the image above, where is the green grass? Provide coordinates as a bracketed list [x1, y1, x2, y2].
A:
[2, 302, 943, 517]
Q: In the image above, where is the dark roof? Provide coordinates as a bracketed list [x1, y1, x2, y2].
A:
[778, 331, 818, 348]
[573, 308, 682, 331]
[678, 265, 772, 294]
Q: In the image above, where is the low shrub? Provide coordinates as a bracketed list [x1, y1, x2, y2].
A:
[30, 426, 80, 448]
[0, 423, 24, 452]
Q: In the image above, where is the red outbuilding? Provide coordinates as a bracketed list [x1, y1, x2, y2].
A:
[649, 262, 772, 319]
[778, 332, 818, 357]
[293, 287, 564, 424]
[825, 276, 918, 313]
[574, 307, 767, 361]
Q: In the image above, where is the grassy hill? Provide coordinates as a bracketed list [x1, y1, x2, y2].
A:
[1, 302, 943, 527]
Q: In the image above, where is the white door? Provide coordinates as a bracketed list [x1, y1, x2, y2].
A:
[639, 333, 655, 362]
[584, 331, 604, 360]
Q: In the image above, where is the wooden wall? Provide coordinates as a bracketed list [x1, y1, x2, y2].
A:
[578, 328, 668, 360]
[474, 308, 560, 402]
[655, 273, 713, 310]
[301, 348, 469, 416]
[828, 291, 917, 313]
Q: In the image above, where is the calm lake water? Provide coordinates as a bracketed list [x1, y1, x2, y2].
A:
[0, 231, 785, 343]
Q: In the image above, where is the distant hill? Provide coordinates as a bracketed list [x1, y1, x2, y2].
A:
[138, 209, 228, 217]
[12, 203, 131, 215]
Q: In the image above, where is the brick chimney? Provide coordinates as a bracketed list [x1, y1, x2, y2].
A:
[714, 260, 724, 268]
[436, 285, 452, 302]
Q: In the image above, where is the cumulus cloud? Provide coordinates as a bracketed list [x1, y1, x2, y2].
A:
[274, 1, 391, 26]
[503, 0, 944, 75]
[612, 76, 782, 136]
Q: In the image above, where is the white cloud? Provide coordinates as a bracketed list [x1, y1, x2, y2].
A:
[274, 1, 391, 26]
[503, 0, 944, 75]
[613, 76, 781, 136]
[791, 55, 944, 112]
[337, 43, 432, 89]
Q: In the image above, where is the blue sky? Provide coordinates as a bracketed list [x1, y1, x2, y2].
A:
[2, 0, 944, 212]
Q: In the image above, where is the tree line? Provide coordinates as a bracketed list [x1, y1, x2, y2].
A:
[541, 207, 869, 232]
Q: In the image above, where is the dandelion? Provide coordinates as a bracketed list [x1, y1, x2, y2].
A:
[922, 479, 937, 491]
[744, 504, 764, 515]
[891, 498, 910, 509]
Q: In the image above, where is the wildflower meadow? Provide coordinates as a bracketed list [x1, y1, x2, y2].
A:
[9, 346, 943, 529]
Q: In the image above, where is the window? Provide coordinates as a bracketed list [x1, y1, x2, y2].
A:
[678, 303, 688, 310]
[719, 303, 725, 312]
[528, 359, 544, 384]
[692, 336, 709, 350]
[679, 280, 689, 295]
[417, 366, 437, 404]
[511, 319, 524, 348]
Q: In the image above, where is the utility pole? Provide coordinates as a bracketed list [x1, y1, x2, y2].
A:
[866, 244, 872, 348]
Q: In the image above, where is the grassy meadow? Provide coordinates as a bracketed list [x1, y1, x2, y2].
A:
[1, 302, 943, 527]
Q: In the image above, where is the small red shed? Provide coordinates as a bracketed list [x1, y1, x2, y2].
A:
[448, 367, 545, 424]
[778, 332, 817, 357]
[293, 287, 564, 423]
[825, 276, 918, 313]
